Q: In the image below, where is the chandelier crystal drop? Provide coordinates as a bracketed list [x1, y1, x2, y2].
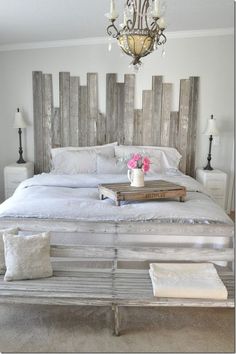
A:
[106, 0, 167, 68]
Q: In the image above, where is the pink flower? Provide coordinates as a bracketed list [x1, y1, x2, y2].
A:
[132, 153, 142, 161]
[143, 157, 150, 165]
[127, 159, 137, 169]
[142, 163, 150, 173]
[127, 154, 151, 172]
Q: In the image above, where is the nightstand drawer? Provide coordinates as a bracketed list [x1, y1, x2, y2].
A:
[5, 180, 22, 189]
[5, 170, 29, 180]
[195, 168, 227, 211]
[207, 186, 225, 197]
[5, 188, 17, 199]
[204, 175, 225, 182]
[4, 162, 34, 200]
[206, 182, 225, 195]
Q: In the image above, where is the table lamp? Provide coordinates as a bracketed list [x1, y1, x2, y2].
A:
[13, 108, 28, 164]
[203, 114, 219, 170]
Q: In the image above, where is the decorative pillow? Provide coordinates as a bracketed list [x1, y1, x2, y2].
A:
[3, 232, 53, 282]
[0, 228, 19, 274]
[115, 146, 163, 174]
[97, 155, 126, 174]
[51, 142, 117, 160]
[51, 150, 97, 174]
[115, 146, 182, 173]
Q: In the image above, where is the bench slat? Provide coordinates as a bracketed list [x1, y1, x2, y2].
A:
[117, 247, 234, 261]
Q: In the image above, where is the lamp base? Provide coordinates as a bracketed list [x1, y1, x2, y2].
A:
[204, 164, 213, 171]
[204, 158, 213, 171]
[17, 157, 26, 164]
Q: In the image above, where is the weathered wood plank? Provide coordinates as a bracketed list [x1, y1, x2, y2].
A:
[51, 245, 114, 259]
[142, 90, 153, 145]
[52, 108, 61, 148]
[0, 218, 233, 238]
[69, 76, 80, 146]
[178, 79, 190, 173]
[117, 247, 234, 262]
[124, 74, 135, 145]
[152, 76, 163, 145]
[117, 82, 125, 144]
[187, 77, 200, 177]
[161, 83, 172, 147]
[133, 109, 143, 145]
[169, 111, 179, 148]
[59, 72, 70, 147]
[79, 86, 88, 146]
[42, 74, 53, 173]
[87, 73, 98, 146]
[97, 113, 106, 145]
[106, 74, 118, 143]
[33, 71, 43, 174]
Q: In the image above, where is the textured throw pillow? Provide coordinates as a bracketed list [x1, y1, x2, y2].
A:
[51, 150, 97, 174]
[115, 145, 182, 173]
[0, 228, 19, 274]
[97, 155, 126, 174]
[115, 146, 163, 174]
[3, 232, 53, 281]
[51, 142, 117, 160]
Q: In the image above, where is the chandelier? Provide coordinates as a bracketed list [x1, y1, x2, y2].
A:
[106, 0, 167, 71]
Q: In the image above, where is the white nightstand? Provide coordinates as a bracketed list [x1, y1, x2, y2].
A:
[4, 162, 34, 199]
[196, 169, 227, 210]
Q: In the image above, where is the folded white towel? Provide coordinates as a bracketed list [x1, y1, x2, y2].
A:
[149, 263, 228, 300]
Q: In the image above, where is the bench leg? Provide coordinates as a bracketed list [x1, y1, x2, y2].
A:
[112, 304, 120, 336]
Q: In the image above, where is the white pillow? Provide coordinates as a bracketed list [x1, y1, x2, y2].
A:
[51, 150, 97, 174]
[115, 146, 182, 173]
[51, 142, 117, 160]
[0, 228, 19, 274]
[97, 155, 126, 174]
[3, 232, 53, 282]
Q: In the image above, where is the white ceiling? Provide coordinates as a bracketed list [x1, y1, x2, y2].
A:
[0, 0, 234, 45]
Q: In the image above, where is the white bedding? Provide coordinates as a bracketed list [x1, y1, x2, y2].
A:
[0, 173, 232, 225]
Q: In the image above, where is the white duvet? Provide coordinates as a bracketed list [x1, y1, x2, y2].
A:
[0, 173, 232, 225]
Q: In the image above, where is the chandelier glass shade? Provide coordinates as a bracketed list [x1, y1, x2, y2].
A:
[106, 0, 167, 70]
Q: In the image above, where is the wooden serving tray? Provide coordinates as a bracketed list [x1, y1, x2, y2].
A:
[98, 180, 187, 206]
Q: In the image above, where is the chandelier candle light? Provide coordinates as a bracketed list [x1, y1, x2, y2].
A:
[106, 0, 167, 71]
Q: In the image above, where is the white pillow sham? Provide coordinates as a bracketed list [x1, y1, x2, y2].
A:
[97, 155, 126, 174]
[51, 150, 97, 174]
[3, 232, 53, 282]
[51, 142, 117, 160]
[0, 228, 19, 274]
[115, 146, 182, 173]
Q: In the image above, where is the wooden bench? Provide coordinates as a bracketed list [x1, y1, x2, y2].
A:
[0, 244, 234, 336]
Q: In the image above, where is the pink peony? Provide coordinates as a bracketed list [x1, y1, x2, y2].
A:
[127, 159, 137, 169]
[142, 163, 150, 173]
[143, 157, 151, 165]
[132, 153, 142, 161]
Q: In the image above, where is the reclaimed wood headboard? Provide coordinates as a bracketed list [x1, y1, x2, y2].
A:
[33, 72, 199, 177]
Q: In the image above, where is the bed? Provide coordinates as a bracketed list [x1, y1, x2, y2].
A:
[0, 146, 233, 254]
[0, 71, 233, 257]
